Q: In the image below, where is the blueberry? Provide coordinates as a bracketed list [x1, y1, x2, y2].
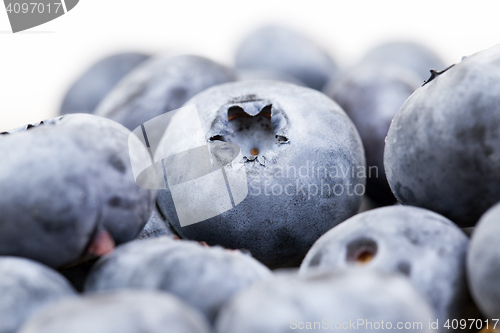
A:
[384, 44, 500, 227]
[300, 206, 476, 328]
[325, 64, 420, 205]
[0, 114, 154, 267]
[360, 41, 445, 81]
[216, 268, 436, 333]
[156, 80, 365, 268]
[60, 114, 155, 244]
[95, 54, 237, 149]
[467, 202, 500, 318]
[0, 256, 77, 333]
[235, 25, 338, 90]
[84, 238, 271, 322]
[60, 52, 150, 115]
[0, 120, 100, 267]
[18, 290, 211, 333]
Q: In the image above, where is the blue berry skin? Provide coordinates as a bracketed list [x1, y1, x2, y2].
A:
[300, 206, 477, 330]
[59, 114, 156, 244]
[0, 256, 77, 333]
[156, 80, 365, 268]
[467, 202, 500, 319]
[236, 69, 305, 86]
[235, 25, 338, 90]
[0, 114, 154, 267]
[384, 44, 500, 227]
[18, 290, 211, 333]
[216, 268, 436, 333]
[95, 54, 237, 149]
[84, 238, 271, 323]
[325, 64, 420, 205]
[0, 119, 100, 267]
[60, 52, 150, 115]
[360, 41, 445, 81]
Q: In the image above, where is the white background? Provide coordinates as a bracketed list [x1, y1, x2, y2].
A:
[0, 0, 499, 131]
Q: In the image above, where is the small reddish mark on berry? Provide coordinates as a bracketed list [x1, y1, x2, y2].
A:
[87, 230, 115, 257]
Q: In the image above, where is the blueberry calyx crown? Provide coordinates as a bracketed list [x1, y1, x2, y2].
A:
[0, 116, 64, 135]
[422, 64, 455, 86]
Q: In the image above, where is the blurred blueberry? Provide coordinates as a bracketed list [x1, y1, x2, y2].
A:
[156, 80, 365, 268]
[0, 118, 101, 267]
[216, 268, 436, 333]
[360, 41, 445, 81]
[95, 54, 237, 149]
[300, 206, 477, 330]
[467, 202, 500, 319]
[18, 290, 210, 333]
[60, 114, 156, 244]
[60, 52, 150, 115]
[0, 256, 77, 333]
[0, 114, 154, 267]
[84, 238, 271, 322]
[385, 44, 500, 227]
[235, 25, 337, 90]
[325, 64, 420, 205]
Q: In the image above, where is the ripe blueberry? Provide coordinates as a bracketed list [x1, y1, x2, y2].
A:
[235, 25, 338, 90]
[300, 206, 477, 327]
[0, 256, 76, 333]
[95, 54, 237, 150]
[360, 41, 445, 81]
[84, 238, 271, 322]
[467, 202, 500, 319]
[325, 64, 420, 205]
[385, 44, 500, 227]
[60, 52, 149, 115]
[216, 268, 436, 333]
[156, 80, 365, 268]
[0, 114, 154, 267]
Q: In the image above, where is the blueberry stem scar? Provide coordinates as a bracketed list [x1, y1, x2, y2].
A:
[228, 113, 271, 121]
[422, 64, 455, 86]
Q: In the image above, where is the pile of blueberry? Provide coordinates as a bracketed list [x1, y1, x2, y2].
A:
[1, 25, 500, 333]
